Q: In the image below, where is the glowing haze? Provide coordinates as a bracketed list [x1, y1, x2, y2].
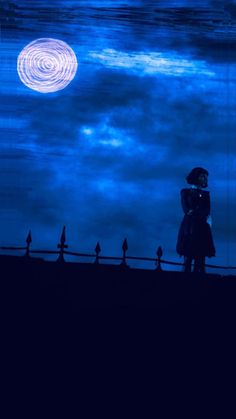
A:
[1, 1, 236, 274]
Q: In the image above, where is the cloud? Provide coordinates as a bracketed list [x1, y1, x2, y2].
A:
[88, 49, 215, 78]
[1, 0, 236, 271]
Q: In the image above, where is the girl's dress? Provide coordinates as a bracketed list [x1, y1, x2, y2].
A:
[176, 187, 215, 258]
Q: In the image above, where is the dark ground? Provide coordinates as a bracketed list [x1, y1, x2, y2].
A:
[1, 254, 236, 415]
[1, 253, 236, 309]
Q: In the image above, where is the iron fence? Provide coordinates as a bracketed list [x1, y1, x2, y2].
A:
[0, 226, 236, 272]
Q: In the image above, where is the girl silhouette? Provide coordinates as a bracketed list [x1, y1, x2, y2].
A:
[176, 167, 216, 273]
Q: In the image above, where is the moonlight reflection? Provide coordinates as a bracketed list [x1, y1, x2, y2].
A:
[17, 38, 78, 93]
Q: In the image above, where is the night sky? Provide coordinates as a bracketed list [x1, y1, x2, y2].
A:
[1, 0, 236, 273]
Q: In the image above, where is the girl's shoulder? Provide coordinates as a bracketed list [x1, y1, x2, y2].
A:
[180, 188, 210, 198]
[181, 188, 209, 193]
[180, 188, 191, 195]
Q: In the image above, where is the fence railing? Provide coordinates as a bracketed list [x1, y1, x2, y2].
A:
[1, 226, 236, 272]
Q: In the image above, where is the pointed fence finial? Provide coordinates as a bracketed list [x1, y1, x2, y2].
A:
[57, 225, 68, 262]
[156, 246, 163, 271]
[25, 230, 32, 258]
[121, 238, 129, 267]
[60, 225, 66, 245]
[94, 241, 101, 264]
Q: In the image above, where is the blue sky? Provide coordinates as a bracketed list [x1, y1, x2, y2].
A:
[0, 0, 236, 273]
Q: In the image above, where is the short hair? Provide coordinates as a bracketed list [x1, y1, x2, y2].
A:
[186, 167, 209, 185]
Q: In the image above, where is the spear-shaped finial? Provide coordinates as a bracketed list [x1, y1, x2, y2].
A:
[57, 226, 68, 262]
[94, 241, 101, 264]
[25, 230, 32, 258]
[156, 246, 163, 271]
[121, 238, 128, 267]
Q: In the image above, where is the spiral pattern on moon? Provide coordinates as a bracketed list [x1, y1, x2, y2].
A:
[17, 38, 78, 93]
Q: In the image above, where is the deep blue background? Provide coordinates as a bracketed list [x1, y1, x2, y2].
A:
[0, 1, 235, 272]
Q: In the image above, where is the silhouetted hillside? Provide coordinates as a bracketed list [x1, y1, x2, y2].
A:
[1, 253, 236, 412]
[1, 254, 236, 312]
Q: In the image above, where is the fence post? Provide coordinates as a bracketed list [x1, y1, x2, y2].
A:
[120, 238, 129, 267]
[57, 226, 68, 262]
[156, 246, 163, 271]
[94, 242, 101, 264]
[25, 230, 32, 258]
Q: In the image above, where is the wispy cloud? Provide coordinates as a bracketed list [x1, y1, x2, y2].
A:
[88, 49, 215, 78]
[0, 118, 28, 129]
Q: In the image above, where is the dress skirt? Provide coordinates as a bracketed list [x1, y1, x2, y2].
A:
[176, 214, 215, 257]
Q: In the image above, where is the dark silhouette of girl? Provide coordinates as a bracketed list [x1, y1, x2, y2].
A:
[176, 167, 216, 273]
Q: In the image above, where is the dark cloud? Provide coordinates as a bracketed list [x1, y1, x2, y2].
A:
[2, 0, 236, 64]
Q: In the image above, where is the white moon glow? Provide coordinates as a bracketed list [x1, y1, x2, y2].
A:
[17, 38, 78, 93]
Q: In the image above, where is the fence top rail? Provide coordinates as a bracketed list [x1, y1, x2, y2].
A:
[0, 246, 27, 250]
[1, 246, 236, 270]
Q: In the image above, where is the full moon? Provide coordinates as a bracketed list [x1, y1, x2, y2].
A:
[17, 38, 78, 93]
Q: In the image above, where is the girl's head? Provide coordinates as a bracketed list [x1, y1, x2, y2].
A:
[186, 167, 209, 188]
